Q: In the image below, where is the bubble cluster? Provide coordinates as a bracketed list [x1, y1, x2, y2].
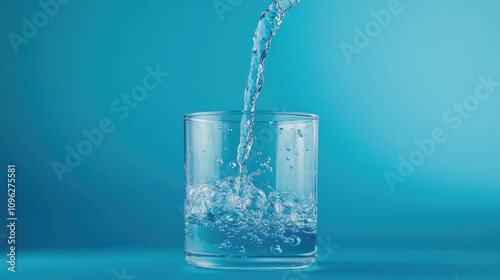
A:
[185, 175, 317, 252]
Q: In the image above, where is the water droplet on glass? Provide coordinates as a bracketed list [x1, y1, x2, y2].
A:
[216, 158, 224, 165]
[286, 156, 290, 161]
[279, 127, 284, 133]
[217, 125, 222, 129]
[305, 147, 309, 152]
[257, 151, 263, 156]
[297, 129, 304, 138]
[228, 127, 233, 132]
[264, 98, 268, 102]
[270, 244, 282, 254]
[286, 147, 291, 152]
[229, 162, 237, 169]
[266, 157, 271, 163]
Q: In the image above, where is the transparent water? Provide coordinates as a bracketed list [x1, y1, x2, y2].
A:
[185, 175, 316, 252]
[185, 0, 316, 269]
[237, 0, 301, 175]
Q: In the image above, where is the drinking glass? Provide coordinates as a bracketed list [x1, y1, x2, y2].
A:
[184, 111, 318, 269]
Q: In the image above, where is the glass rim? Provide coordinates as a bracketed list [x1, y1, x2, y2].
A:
[184, 111, 319, 124]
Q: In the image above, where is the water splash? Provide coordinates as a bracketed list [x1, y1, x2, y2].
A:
[185, 176, 316, 241]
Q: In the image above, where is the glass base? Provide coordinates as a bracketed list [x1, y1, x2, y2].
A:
[185, 251, 316, 270]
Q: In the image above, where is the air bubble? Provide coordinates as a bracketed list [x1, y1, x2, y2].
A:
[260, 162, 273, 172]
[216, 158, 224, 165]
[297, 129, 304, 138]
[286, 156, 290, 161]
[284, 235, 301, 246]
[268, 120, 273, 124]
[228, 127, 233, 132]
[225, 212, 241, 226]
[270, 244, 282, 254]
[257, 151, 262, 156]
[286, 147, 291, 152]
[229, 162, 237, 169]
[289, 166, 293, 169]
[217, 125, 222, 129]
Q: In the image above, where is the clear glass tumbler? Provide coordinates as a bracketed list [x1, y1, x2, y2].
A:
[184, 111, 318, 269]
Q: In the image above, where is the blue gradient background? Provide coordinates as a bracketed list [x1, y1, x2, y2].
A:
[1, 0, 500, 278]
